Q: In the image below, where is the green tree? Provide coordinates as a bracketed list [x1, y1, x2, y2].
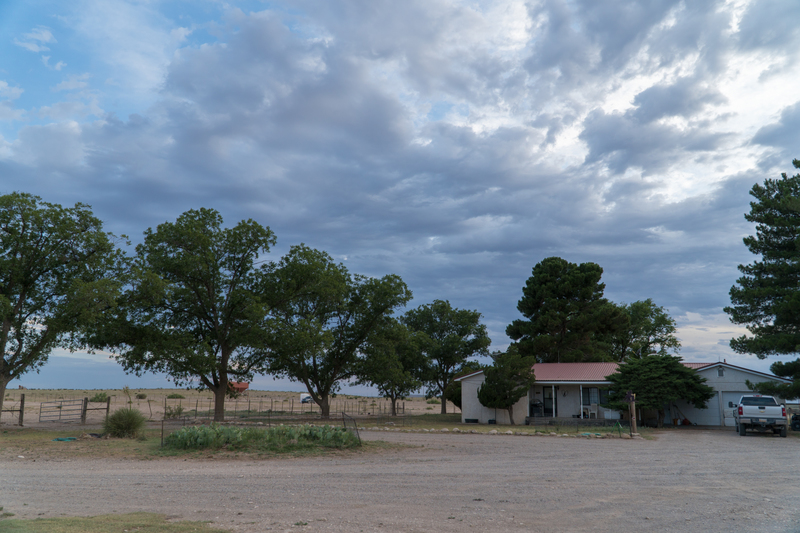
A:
[607, 299, 681, 361]
[747, 360, 800, 399]
[354, 318, 423, 416]
[477, 346, 536, 425]
[444, 360, 485, 411]
[90, 208, 276, 421]
[0, 192, 123, 416]
[725, 160, 800, 395]
[605, 355, 714, 427]
[402, 300, 491, 414]
[266, 246, 412, 418]
[507, 257, 628, 363]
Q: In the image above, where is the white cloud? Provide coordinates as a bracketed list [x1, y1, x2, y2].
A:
[42, 56, 67, 71]
[14, 25, 56, 52]
[52, 74, 91, 92]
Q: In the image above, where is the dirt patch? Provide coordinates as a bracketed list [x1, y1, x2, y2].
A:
[1, 429, 798, 532]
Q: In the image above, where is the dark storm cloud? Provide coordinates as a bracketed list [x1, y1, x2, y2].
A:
[2, 0, 799, 365]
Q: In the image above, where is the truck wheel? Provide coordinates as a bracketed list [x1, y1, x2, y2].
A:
[781, 427, 787, 438]
[739, 423, 747, 436]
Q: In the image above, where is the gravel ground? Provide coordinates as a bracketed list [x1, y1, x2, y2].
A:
[1, 428, 798, 532]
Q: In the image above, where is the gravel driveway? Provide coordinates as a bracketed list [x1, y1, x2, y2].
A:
[1, 428, 798, 532]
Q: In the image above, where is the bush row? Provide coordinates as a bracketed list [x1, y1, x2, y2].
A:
[163, 423, 360, 451]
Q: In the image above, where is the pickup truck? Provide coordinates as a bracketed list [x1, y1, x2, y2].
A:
[731, 395, 787, 437]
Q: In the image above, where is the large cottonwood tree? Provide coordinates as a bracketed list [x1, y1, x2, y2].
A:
[91, 208, 276, 421]
[402, 300, 491, 414]
[0, 192, 123, 417]
[266, 246, 412, 417]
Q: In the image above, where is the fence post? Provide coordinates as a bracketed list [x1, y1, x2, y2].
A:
[105, 397, 111, 420]
[81, 397, 88, 424]
[18, 393, 25, 426]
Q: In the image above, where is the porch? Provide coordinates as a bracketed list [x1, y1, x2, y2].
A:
[528, 383, 621, 421]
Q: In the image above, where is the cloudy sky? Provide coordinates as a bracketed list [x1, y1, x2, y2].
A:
[3, 0, 800, 392]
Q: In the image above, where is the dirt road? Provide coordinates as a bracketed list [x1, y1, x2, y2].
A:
[1, 429, 797, 532]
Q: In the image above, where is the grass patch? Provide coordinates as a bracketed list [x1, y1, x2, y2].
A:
[167, 393, 185, 399]
[163, 423, 360, 453]
[0, 512, 229, 532]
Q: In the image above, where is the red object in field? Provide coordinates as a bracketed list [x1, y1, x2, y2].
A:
[681, 418, 691, 425]
[229, 382, 249, 393]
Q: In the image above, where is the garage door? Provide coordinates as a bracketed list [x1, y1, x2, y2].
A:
[722, 392, 751, 427]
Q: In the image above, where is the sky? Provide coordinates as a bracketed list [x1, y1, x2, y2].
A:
[3, 0, 800, 393]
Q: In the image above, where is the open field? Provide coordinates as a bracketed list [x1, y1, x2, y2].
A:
[1, 388, 457, 427]
[1, 427, 798, 532]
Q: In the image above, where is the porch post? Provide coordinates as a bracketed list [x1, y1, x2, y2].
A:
[551, 385, 555, 417]
[580, 385, 583, 419]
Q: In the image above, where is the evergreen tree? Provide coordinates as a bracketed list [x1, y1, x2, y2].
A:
[477, 346, 536, 425]
[724, 159, 800, 398]
[605, 355, 714, 427]
[507, 257, 628, 363]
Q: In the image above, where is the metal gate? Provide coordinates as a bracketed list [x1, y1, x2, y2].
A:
[39, 399, 84, 422]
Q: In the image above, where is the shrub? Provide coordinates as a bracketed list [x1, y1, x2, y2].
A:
[89, 392, 109, 403]
[103, 408, 147, 438]
[426, 398, 441, 404]
[167, 393, 185, 399]
[164, 405, 184, 419]
[135, 393, 147, 399]
[164, 424, 360, 451]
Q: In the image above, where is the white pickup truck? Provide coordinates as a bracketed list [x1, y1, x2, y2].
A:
[731, 395, 787, 437]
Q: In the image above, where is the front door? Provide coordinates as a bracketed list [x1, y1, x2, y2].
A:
[543, 387, 557, 417]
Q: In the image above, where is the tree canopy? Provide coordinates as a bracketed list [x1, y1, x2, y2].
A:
[267, 246, 412, 417]
[725, 159, 800, 360]
[90, 208, 276, 421]
[402, 300, 491, 414]
[0, 192, 123, 415]
[506, 257, 628, 363]
[605, 355, 714, 427]
[607, 299, 680, 361]
[477, 346, 536, 425]
[724, 159, 800, 399]
[354, 318, 424, 416]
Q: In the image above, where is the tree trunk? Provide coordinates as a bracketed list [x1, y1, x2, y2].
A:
[440, 394, 446, 414]
[507, 407, 515, 426]
[390, 397, 397, 417]
[657, 408, 664, 428]
[319, 395, 330, 418]
[213, 386, 226, 422]
[0, 378, 8, 421]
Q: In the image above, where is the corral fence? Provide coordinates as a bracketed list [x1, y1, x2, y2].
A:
[161, 396, 407, 422]
[38, 397, 112, 424]
[1, 394, 25, 426]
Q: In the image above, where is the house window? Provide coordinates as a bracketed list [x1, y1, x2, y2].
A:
[583, 388, 609, 405]
[718, 368, 724, 377]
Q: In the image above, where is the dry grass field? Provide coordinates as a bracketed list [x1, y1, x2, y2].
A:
[1, 388, 457, 427]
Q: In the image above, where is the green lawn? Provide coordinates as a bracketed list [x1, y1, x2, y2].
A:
[0, 512, 228, 533]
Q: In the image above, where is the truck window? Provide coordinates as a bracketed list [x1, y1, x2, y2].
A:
[740, 397, 778, 406]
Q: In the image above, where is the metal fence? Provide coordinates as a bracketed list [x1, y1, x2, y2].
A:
[39, 399, 85, 422]
[0, 394, 25, 426]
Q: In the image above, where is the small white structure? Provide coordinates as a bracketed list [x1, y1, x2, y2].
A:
[456, 361, 792, 426]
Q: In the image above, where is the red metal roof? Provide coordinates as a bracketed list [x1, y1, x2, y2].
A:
[455, 361, 721, 383]
[682, 362, 713, 369]
[532, 362, 619, 382]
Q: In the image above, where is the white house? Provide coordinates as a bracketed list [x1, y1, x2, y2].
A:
[455, 361, 792, 426]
